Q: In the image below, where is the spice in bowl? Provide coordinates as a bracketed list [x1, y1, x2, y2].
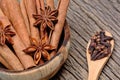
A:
[0, 0, 69, 70]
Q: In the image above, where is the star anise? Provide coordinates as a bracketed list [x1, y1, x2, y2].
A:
[23, 36, 56, 64]
[33, 6, 58, 30]
[0, 21, 15, 46]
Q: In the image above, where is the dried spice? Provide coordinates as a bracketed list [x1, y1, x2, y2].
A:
[33, 6, 58, 43]
[88, 31, 113, 60]
[0, 0, 69, 71]
[0, 21, 15, 46]
[23, 36, 56, 64]
[33, 6, 58, 30]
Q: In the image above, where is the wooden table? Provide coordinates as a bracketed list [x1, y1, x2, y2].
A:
[51, 0, 120, 80]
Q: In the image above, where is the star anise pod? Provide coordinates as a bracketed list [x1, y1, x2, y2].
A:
[0, 21, 15, 46]
[33, 6, 58, 30]
[23, 36, 56, 64]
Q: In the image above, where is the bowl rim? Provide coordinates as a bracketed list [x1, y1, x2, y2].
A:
[0, 21, 70, 73]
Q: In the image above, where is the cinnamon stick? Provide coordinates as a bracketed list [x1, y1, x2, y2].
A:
[0, 56, 13, 70]
[24, 0, 40, 41]
[0, 8, 24, 70]
[12, 31, 36, 69]
[0, 9, 36, 69]
[0, 45, 24, 70]
[46, 0, 56, 43]
[38, 0, 45, 38]
[20, 0, 30, 35]
[0, 0, 30, 47]
[35, 0, 41, 14]
[35, 0, 45, 14]
[46, 0, 55, 10]
[40, 0, 45, 10]
[0, 0, 9, 17]
[4, 18, 36, 69]
[50, 0, 70, 57]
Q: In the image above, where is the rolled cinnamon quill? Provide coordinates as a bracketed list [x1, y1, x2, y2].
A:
[0, 45, 24, 70]
[35, 0, 41, 14]
[24, 0, 40, 41]
[0, 55, 13, 70]
[40, 0, 45, 10]
[46, 0, 55, 10]
[20, 0, 30, 35]
[0, 8, 24, 70]
[50, 0, 70, 57]
[0, 9, 36, 69]
[38, 0, 45, 39]
[12, 31, 36, 69]
[0, 0, 9, 17]
[0, 0, 30, 47]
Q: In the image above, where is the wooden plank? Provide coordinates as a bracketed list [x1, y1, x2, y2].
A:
[51, 0, 120, 80]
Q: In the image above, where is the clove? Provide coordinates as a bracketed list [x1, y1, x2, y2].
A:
[88, 31, 113, 60]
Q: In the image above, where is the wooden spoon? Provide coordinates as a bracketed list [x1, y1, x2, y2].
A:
[86, 31, 114, 80]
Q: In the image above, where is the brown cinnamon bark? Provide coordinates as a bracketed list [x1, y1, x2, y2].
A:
[35, 0, 45, 14]
[0, 45, 24, 70]
[12, 31, 36, 69]
[40, 0, 45, 10]
[35, 0, 41, 14]
[20, 0, 30, 35]
[38, 0, 45, 38]
[46, 0, 56, 43]
[0, 0, 9, 17]
[46, 0, 55, 10]
[0, 56, 13, 70]
[0, 8, 24, 70]
[4, 18, 36, 69]
[50, 0, 70, 47]
[24, 0, 40, 41]
[0, 9, 36, 69]
[0, 0, 30, 47]
[50, 0, 70, 57]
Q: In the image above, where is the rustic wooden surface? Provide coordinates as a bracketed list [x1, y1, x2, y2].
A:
[51, 0, 120, 80]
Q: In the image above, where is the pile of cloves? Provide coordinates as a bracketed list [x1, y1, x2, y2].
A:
[88, 31, 113, 60]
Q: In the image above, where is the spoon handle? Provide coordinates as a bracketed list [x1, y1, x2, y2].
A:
[88, 71, 99, 80]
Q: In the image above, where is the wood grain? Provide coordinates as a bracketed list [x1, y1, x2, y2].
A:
[51, 0, 120, 80]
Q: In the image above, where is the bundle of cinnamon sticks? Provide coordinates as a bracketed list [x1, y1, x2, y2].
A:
[0, 0, 69, 71]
